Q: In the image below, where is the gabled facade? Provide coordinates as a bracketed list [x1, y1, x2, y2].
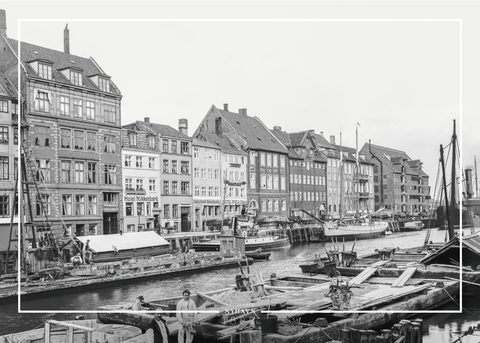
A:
[193, 104, 289, 220]
[0, 17, 123, 250]
[124, 119, 193, 232]
[121, 119, 161, 233]
[360, 143, 430, 214]
[271, 127, 327, 219]
[195, 131, 248, 226]
[0, 72, 19, 273]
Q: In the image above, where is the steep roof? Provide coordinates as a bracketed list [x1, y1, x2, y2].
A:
[123, 120, 191, 140]
[7, 38, 120, 95]
[289, 131, 308, 147]
[192, 137, 221, 150]
[214, 106, 288, 154]
[270, 129, 291, 147]
[310, 132, 336, 150]
[195, 131, 245, 155]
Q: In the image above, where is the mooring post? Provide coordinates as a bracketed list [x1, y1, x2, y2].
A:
[411, 322, 422, 343]
[340, 328, 351, 343]
[381, 329, 393, 343]
[359, 329, 369, 343]
[349, 328, 360, 342]
[399, 320, 412, 343]
[412, 318, 425, 336]
[367, 329, 377, 342]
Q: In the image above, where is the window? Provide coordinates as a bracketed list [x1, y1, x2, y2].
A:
[75, 161, 84, 183]
[13, 127, 18, 145]
[35, 159, 50, 182]
[163, 181, 169, 194]
[87, 162, 96, 184]
[86, 101, 95, 120]
[136, 179, 144, 191]
[266, 154, 272, 166]
[163, 160, 169, 173]
[201, 168, 206, 179]
[260, 153, 266, 166]
[104, 165, 116, 184]
[273, 154, 278, 167]
[88, 195, 97, 215]
[74, 130, 84, 150]
[173, 204, 178, 217]
[99, 77, 110, 92]
[0, 156, 8, 180]
[273, 175, 279, 190]
[70, 70, 82, 86]
[149, 157, 155, 169]
[75, 195, 85, 215]
[11, 103, 18, 114]
[87, 132, 96, 151]
[215, 187, 220, 197]
[0, 127, 8, 144]
[35, 126, 50, 147]
[125, 155, 132, 167]
[250, 173, 256, 189]
[137, 202, 144, 216]
[181, 182, 190, 195]
[103, 192, 117, 205]
[181, 142, 189, 155]
[171, 140, 177, 154]
[136, 156, 143, 168]
[201, 186, 206, 197]
[274, 199, 279, 212]
[103, 135, 116, 153]
[149, 179, 156, 191]
[171, 160, 177, 174]
[261, 199, 266, 212]
[267, 174, 273, 190]
[62, 194, 72, 216]
[194, 186, 200, 196]
[181, 161, 189, 174]
[129, 132, 137, 146]
[163, 139, 169, 152]
[281, 199, 286, 211]
[172, 181, 177, 194]
[214, 150, 220, 160]
[36, 194, 50, 216]
[208, 168, 213, 179]
[35, 91, 50, 112]
[104, 104, 116, 123]
[280, 155, 286, 168]
[164, 204, 170, 218]
[193, 147, 199, 158]
[194, 168, 199, 178]
[125, 178, 133, 190]
[280, 175, 286, 190]
[61, 160, 71, 183]
[38, 63, 53, 80]
[148, 135, 155, 148]
[0, 195, 9, 216]
[73, 99, 82, 117]
[260, 174, 266, 189]
[215, 169, 220, 180]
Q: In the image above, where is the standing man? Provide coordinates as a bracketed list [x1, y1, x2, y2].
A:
[176, 289, 198, 343]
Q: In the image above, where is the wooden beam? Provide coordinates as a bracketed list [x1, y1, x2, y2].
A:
[391, 267, 418, 288]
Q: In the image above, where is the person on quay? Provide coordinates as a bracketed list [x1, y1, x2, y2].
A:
[176, 289, 198, 343]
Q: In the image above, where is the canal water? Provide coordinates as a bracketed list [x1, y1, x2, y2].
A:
[1, 228, 477, 337]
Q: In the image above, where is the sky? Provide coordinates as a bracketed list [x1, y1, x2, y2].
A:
[2, 1, 479, 197]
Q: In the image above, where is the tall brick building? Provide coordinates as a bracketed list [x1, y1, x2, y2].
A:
[360, 142, 430, 214]
[0, 16, 123, 251]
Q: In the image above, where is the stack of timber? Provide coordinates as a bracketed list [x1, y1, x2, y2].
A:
[11, 252, 252, 301]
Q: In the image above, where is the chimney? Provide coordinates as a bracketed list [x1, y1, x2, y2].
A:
[320, 131, 324, 137]
[223, 103, 229, 111]
[273, 126, 282, 132]
[330, 135, 335, 145]
[179, 118, 188, 136]
[0, 10, 6, 37]
[465, 168, 473, 199]
[238, 108, 247, 116]
[144, 117, 150, 123]
[64, 24, 70, 54]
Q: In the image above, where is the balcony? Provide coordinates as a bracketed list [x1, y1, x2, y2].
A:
[125, 187, 146, 195]
[358, 192, 370, 198]
[357, 173, 369, 181]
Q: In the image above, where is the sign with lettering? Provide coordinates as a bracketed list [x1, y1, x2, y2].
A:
[124, 195, 159, 202]
[193, 199, 222, 204]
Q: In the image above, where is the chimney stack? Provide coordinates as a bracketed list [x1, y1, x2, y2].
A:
[273, 126, 282, 132]
[223, 103, 229, 111]
[179, 118, 188, 136]
[465, 168, 474, 199]
[330, 135, 335, 145]
[144, 117, 150, 123]
[320, 131, 324, 137]
[0, 10, 6, 37]
[64, 24, 70, 54]
[238, 108, 247, 116]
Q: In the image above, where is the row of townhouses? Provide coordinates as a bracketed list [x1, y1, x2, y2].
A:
[0, 10, 431, 268]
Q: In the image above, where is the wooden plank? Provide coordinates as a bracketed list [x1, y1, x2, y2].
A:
[371, 259, 392, 267]
[391, 267, 418, 288]
[46, 320, 95, 331]
[197, 292, 228, 307]
[356, 283, 433, 309]
[350, 267, 377, 285]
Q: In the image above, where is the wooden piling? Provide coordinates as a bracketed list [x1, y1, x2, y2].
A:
[399, 320, 412, 343]
[412, 318, 425, 336]
[381, 329, 393, 343]
[340, 329, 351, 343]
[359, 329, 369, 343]
[349, 328, 359, 342]
[367, 329, 377, 342]
[411, 322, 422, 343]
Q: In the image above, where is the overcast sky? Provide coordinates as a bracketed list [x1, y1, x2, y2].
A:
[3, 1, 479, 197]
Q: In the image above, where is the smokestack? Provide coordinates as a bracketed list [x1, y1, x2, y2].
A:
[144, 117, 150, 123]
[0, 10, 6, 37]
[465, 168, 474, 199]
[64, 24, 70, 54]
[330, 135, 335, 145]
[179, 118, 188, 136]
[238, 108, 247, 116]
[223, 103, 229, 111]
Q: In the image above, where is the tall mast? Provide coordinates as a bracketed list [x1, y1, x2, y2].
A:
[355, 123, 359, 215]
[450, 120, 457, 239]
[339, 130, 343, 217]
[475, 155, 478, 198]
[440, 144, 452, 239]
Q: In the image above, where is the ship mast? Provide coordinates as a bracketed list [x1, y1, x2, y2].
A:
[475, 155, 478, 198]
[450, 120, 457, 240]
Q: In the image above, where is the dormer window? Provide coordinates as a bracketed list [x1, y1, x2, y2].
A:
[128, 132, 137, 146]
[98, 78, 110, 92]
[70, 70, 82, 86]
[38, 63, 53, 80]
